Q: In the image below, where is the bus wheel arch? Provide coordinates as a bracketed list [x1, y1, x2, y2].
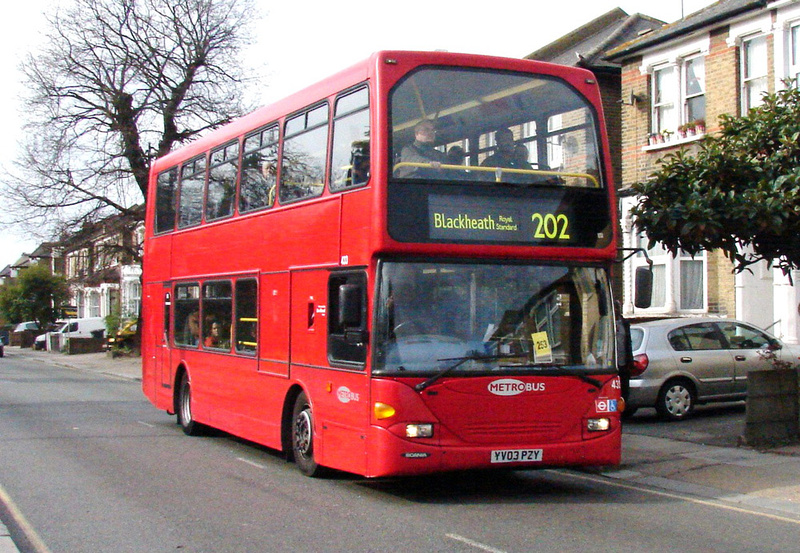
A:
[281, 385, 304, 458]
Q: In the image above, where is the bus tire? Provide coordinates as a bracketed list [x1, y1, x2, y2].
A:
[177, 370, 204, 436]
[292, 392, 321, 476]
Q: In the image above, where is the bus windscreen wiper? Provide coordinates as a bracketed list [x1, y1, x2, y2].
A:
[498, 363, 604, 388]
[415, 353, 528, 392]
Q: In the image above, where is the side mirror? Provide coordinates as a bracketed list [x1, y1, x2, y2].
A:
[634, 266, 653, 309]
[338, 284, 363, 327]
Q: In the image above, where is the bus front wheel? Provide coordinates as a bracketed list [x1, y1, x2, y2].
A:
[177, 371, 203, 436]
[292, 392, 322, 476]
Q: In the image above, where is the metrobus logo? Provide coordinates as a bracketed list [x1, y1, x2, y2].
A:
[336, 386, 360, 404]
[488, 379, 545, 396]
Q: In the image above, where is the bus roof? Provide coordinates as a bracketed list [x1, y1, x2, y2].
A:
[152, 50, 599, 171]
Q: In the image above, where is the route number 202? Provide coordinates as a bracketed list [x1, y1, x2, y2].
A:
[531, 213, 570, 240]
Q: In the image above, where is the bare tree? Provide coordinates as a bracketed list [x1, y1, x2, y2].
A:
[2, 0, 259, 243]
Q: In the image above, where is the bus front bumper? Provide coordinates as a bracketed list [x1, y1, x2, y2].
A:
[365, 425, 621, 478]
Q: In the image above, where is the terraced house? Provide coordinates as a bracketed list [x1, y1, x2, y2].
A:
[606, 0, 800, 344]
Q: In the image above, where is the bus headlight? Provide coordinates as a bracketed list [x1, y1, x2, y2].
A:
[406, 424, 434, 438]
[587, 418, 610, 432]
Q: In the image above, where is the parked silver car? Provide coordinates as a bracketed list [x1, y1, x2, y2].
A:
[627, 317, 800, 420]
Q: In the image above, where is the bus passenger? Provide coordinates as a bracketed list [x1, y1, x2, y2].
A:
[348, 141, 370, 186]
[481, 128, 531, 174]
[183, 311, 200, 346]
[446, 145, 470, 180]
[204, 321, 229, 348]
[395, 120, 448, 178]
[514, 143, 531, 166]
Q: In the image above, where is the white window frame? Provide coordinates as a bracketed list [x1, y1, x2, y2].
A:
[620, 196, 707, 316]
[641, 35, 709, 138]
[682, 55, 706, 125]
[775, 2, 800, 89]
[651, 64, 679, 134]
[522, 121, 538, 166]
[677, 249, 707, 312]
[546, 114, 564, 169]
[791, 23, 800, 84]
[645, 56, 706, 148]
[741, 34, 769, 112]
[88, 290, 101, 318]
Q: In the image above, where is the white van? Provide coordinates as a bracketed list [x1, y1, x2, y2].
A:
[40, 317, 107, 351]
[60, 317, 106, 339]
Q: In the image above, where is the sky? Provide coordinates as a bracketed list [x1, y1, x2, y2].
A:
[0, 0, 720, 269]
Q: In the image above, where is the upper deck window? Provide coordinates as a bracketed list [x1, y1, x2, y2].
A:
[206, 141, 239, 222]
[240, 125, 279, 213]
[178, 155, 206, 229]
[390, 67, 602, 189]
[280, 103, 329, 203]
[330, 86, 370, 191]
[155, 167, 178, 234]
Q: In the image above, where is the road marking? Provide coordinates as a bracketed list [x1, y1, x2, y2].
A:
[446, 533, 508, 553]
[137, 421, 155, 428]
[554, 470, 800, 526]
[237, 457, 267, 470]
[0, 482, 52, 553]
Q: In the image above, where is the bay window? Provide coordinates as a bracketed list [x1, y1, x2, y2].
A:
[631, 237, 706, 313]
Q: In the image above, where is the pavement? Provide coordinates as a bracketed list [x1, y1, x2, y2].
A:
[2, 348, 800, 551]
[0, 522, 16, 553]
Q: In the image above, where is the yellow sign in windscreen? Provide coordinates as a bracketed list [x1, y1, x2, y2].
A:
[531, 331, 553, 364]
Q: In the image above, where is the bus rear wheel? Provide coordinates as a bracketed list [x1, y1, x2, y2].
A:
[292, 392, 322, 476]
[177, 371, 203, 436]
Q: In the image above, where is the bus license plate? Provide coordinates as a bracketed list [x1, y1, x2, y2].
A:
[490, 449, 543, 463]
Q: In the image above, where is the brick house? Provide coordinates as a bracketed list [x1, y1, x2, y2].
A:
[526, 8, 665, 300]
[607, 0, 800, 344]
[526, 8, 665, 188]
[56, 207, 144, 321]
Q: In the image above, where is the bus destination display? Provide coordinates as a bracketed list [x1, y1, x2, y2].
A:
[429, 194, 573, 244]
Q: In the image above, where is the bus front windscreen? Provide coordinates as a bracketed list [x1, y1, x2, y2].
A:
[390, 67, 602, 188]
[373, 262, 615, 376]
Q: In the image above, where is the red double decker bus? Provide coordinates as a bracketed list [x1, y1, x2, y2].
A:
[142, 51, 622, 477]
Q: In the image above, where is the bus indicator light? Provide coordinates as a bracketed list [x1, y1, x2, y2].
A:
[374, 402, 396, 420]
